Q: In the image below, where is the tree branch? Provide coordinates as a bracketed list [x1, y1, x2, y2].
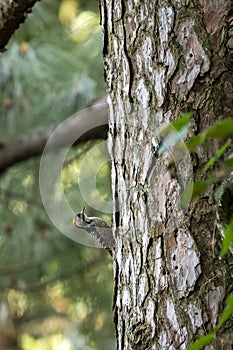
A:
[1, 256, 104, 293]
[0, 100, 108, 173]
[0, 0, 40, 51]
[0, 261, 40, 276]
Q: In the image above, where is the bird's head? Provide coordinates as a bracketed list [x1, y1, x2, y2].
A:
[73, 207, 91, 228]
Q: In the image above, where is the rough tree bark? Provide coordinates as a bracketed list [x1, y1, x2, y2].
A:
[0, 0, 40, 51]
[100, 0, 233, 349]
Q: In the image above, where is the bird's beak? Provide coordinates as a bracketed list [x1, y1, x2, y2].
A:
[72, 217, 76, 226]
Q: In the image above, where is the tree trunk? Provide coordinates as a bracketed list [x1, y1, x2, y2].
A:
[100, 0, 233, 349]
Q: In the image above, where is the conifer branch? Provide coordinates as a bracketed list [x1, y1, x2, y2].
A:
[0, 100, 108, 173]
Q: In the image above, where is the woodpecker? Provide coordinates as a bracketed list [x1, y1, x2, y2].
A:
[73, 208, 115, 256]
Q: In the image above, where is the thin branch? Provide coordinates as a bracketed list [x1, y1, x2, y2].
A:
[0, 261, 40, 276]
[1, 255, 105, 293]
[0, 99, 108, 174]
[0, 0, 40, 51]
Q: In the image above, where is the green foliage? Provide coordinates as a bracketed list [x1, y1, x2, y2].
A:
[0, 0, 104, 138]
[0, 157, 114, 348]
[220, 218, 233, 256]
[181, 121, 233, 203]
[187, 119, 233, 151]
[218, 293, 233, 327]
[181, 181, 209, 204]
[202, 139, 231, 173]
[205, 119, 233, 138]
[62, 143, 112, 223]
[1, 177, 114, 347]
[188, 333, 216, 350]
[0, 0, 114, 349]
[161, 113, 192, 135]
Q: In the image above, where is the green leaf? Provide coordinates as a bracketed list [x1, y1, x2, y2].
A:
[225, 153, 233, 169]
[171, 113, 192, 131]
[187, 119, 233, 152]
[206, 119, 233, 138]
[188, 332, 216, 350]
[220, 219, 233, 256]
[181, 181, 210, 207]
[203, 139, 231, 172]
[190, 181, 208, 197]
[187, 134, 206, 151]
[160, 113, 191, 136]
[218, 293, 233, 327]
[180, 182, 194, 207]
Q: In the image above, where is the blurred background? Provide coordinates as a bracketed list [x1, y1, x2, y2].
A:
[0, 0, 115, 349]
